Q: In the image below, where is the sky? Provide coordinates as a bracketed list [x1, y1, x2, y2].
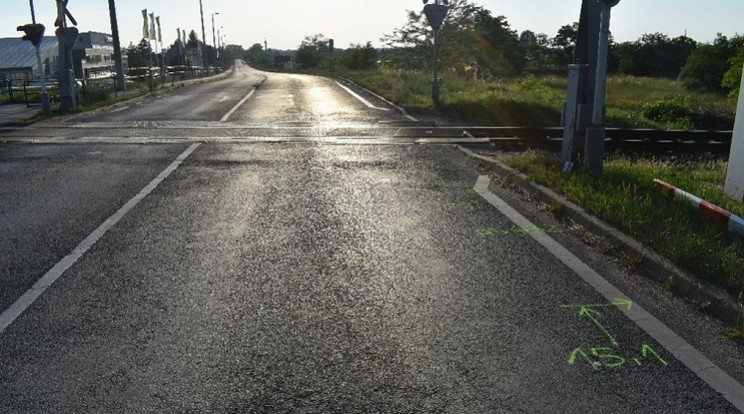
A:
[0, 0, 742, 51]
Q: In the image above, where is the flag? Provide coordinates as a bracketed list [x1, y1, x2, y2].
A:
[156, 16, 162, 43]
[142, 9, 149, 39]
[149, 13, 157, 40]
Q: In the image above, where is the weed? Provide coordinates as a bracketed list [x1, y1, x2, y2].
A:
[504, 151, 744, 299]
[665, 276, 678, 292]
[723, 328, 744, 341]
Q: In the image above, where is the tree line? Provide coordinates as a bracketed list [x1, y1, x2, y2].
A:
[270, 0, 744, 97]
[125, 29, 241, 70]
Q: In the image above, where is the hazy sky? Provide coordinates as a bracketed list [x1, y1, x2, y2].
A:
[1, 0, 742, 50]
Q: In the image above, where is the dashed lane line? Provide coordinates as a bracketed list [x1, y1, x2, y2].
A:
[0, 143, 201, 335]
[474, 175, 744, 412]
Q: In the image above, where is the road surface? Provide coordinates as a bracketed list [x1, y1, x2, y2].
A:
[1, 62, 743, 413]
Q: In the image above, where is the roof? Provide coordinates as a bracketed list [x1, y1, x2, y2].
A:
[0, 37, 58, 70]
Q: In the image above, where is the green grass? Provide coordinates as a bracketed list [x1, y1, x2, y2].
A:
[504, 151, 744, 303]
[338, 70, 737, 130]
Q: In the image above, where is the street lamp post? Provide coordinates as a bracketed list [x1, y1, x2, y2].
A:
[107, 0, 126, 91]
[199, 0, 206, 70]
[211, 12, 219, 67]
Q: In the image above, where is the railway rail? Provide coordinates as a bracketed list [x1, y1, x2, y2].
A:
[396, 126, 734, 154]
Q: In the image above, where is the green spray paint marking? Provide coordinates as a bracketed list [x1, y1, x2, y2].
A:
[579, 307, 619, 347]
[561, 299, 633, 347]
[568, 344, 668, 370]
[562, 299, 669, 371]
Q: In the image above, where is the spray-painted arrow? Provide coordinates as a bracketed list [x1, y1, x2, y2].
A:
[560, 298, 631, 347]
[577, 306, 619, 347]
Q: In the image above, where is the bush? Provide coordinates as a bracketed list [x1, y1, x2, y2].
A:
[641, 96, 694, 129]
[79, 82, 113, 104]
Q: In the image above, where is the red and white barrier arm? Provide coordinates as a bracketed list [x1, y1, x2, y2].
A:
[653, 179, 744, 237]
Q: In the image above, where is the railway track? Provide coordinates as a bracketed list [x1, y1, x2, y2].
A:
[397, 126, 733, 154]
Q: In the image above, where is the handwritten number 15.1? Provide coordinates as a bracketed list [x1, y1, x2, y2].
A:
[569, 344, 668, 370]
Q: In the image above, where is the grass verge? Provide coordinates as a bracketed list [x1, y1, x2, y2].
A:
[337, 70, 736, 130]
[504, 150, 744, 304]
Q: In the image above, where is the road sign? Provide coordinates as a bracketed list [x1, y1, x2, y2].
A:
[55, 26, 78, 48]
[54, 0, 77, 27]
[423, 4, 448, 32]
[17, 23, 45, 46]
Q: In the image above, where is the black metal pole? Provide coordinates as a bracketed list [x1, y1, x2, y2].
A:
[108, 0, 126, 91]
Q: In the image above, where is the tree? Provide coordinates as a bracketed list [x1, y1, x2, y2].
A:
[680, 34, 744, 93]
[520, 30, 555, 74]
[296, 34, 330, 69]
[723, 47, 744, 97]
[553, 22, 579, 66]
[125, 39, 152, 68]
[187, 30, 200, 49]
[381, 0, 523, 79]
[339, 42, 378, 71]
[617, 33, 696, 78]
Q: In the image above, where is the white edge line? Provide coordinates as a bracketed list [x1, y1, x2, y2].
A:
[221, 88, 256, 122]
[0, 143, 201, 335]
[335, 81, 388, 111]
[474, 175, 744, 411]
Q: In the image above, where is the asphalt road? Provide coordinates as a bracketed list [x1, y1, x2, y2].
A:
[1, 63, 743, 413]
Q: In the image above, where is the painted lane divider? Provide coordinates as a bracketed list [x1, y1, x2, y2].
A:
[221, 88, 256, 122]
[335, 81, 388, 110]
[653, 178, 744, 237]
[0, 143, 201, 336]
[474, 175, 744, 410]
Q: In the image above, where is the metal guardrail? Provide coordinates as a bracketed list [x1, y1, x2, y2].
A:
[22, 80, 59, 108]
[126, 66, 221, 83]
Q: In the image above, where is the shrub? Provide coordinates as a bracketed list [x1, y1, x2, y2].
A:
[641, 96, 694, 128]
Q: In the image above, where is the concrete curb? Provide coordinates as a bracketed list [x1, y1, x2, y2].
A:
[458, 145, 744, 328]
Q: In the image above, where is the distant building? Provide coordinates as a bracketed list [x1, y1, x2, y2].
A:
[72, 31, 127, 79]
[0, 32, 127, 85]
[0, 37, 59, 84]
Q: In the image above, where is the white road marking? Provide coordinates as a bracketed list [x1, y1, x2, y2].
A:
[0, 143, 201, 336]
[474, 175, 744, 411]
[335, 81, 388, 110]
[110, 106, 129, 113]
[220, 88, 256, 122]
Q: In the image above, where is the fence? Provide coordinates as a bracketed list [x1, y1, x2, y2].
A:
[126, 65, 219, 85]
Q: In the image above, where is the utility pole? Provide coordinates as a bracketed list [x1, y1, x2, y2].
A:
[108, 0, 125, 91]
[28, 0, 50, 114]
[199, 0, 207, 70]
[423, 0, 449, 105]
[212, 12, 219, 66]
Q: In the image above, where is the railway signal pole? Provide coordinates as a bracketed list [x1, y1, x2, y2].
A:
[55, 0, 78, 113]
[561, 0, 620, 174]
[24, 0, 50, 114]
[423, 0, 449, 104]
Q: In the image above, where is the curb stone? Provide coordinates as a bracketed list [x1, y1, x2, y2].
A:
[458, 145, 744, 329]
